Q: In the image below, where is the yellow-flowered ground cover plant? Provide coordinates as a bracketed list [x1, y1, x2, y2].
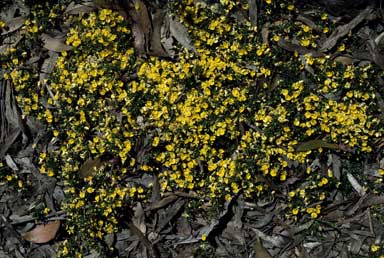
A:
[1, 0, 384, 256]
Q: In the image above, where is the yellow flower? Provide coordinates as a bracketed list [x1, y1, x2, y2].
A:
[231, 182, 239, 193]
[152, 137, 160, 147]
[319, 192, 326, 200]
[265, 0, 272, 4]
[208, 163, 217, 171]
[280, 171, 287, 181]
[292, 208, 299, 215]
[201, 233, 207, 241]
[48, 170, 55, 177]
[318, 177, 328, 187]
[79, 191, 85, 198]
[29, 25, 39, 33]
[87, 187, 94, 193]
[273, 35, 280, 42]
[371, 244, 380, 252]
[302, 25, 311, 33]
[338, 44, 345, 52]
[72, 39, 81, 47]
[300, 38, 310, 47]
[321, 13, 328, 20]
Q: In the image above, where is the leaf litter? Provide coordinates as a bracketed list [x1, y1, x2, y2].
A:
[1, 0, 384, 257]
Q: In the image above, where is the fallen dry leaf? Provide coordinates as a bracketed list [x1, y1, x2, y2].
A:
[169, 15, 197, 54]
[127, 0, 152, 53]
[1, 16, 25, 35]
[22, 220, 60, 244]
[4, 154, 19, 171]
[79, 157, 103, 178]
[320, 6, 373, 52]
[150, 9, 170, 57]
[297, 15, 321, 33]
[40, 33, 73, 52]
[156, 199, 186, 233]
[261, 22, 270, 46]
[295, 139, 340, 152]
[0, 129, 21, 159]
[64, 1, 96, 15]
[146, 194, 178, 211]
[132, 202, 146, 234]
[40, 52, 59, 85]
[150, 174, 161, 203]
[248, 0, 258, 27]
[347, 173, 365, 196]
[253, 237, 273, 258]
[0, 31, 24, 54]
[333, 56, 353, 66]
[278, 38, 323, 57]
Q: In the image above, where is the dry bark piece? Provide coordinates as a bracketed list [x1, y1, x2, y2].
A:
[22, 220, 60, 244]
